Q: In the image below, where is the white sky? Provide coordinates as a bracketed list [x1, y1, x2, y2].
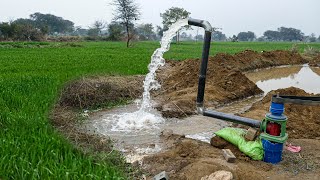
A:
[1, 0, 319, 37]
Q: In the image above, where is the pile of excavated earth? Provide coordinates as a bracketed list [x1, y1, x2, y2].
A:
[53, 50, 320, 180]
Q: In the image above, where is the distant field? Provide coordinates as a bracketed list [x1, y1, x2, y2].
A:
[0, 41, 319, 179]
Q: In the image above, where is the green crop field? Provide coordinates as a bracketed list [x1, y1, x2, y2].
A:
[0, 41, 319, 179]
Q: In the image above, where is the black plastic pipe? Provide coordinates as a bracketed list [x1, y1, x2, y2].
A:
[203, 110, 261, 128]
[188, 18, 261, 128]
[188, 18, 212, 113]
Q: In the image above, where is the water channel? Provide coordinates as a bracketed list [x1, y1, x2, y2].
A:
[82, 65, 320, 162]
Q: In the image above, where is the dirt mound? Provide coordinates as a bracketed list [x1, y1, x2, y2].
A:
[141, 134, 320, 180]
[154, 50, 305, 118]
[311, 67, 320, 76]
[241, 87, 320, 139]
[309, 54, 320, 67]
[59, 76, 144, 108]
[154, 59, 262, 118]
[213, 50, 306, 71]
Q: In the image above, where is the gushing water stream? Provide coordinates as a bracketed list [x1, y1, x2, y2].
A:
[95, 19, 188, 133]
[140, 19, 189, 111]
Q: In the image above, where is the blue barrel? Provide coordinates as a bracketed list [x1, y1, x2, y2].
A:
[270, 102, 284, 115]
[262, 139, 283, 164]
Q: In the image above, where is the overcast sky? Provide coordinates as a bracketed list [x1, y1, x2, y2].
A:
[1, 0, 319, 37]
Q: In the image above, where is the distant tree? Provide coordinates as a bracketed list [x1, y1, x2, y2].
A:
[135, 23, 156, 41]
[156, 25, 164, 39]
[256, 36, 266, 42]
[212, 31, 227, 41]
[180, 32, 191, 41]
[263, 30, 280, 41]
[112, 0, 140, 47]
[237, 31, 255, 41]
[107, 21, 124, 41]
[13, 18, 34, 26]
[87, 28, 100, 39]
[30, 12, 74, 35]
[73, 26, 88, 36]
[160, 7, 190, 43]
[0, 22, 13, 39]
[88, 20, 106, 38]
[194, 34, 204, 41]
[231, 35, 238, 42]
[308, 33, 317, 42]
[92, 20, 106, 36]
[318, 36, 320, 42]
[278, 27, 304, 41]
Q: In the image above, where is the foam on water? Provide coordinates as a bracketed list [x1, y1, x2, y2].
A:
[140, 18, 189, 111]
[96, 19, 188, 132]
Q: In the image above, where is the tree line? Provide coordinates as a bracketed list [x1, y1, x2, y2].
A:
[1, 1, 319, 45]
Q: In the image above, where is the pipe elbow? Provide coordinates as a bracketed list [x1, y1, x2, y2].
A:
[188, 18, 213, 32]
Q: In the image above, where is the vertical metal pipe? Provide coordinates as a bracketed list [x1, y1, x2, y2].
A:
[196, 30, 212, 112]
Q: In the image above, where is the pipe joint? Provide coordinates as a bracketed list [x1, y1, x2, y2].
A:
[188, 18, 213, 32]
[196, 103, 204, 114]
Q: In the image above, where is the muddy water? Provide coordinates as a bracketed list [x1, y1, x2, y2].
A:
[83, 65, 320, 163]
[83, 102, 229, 162]
[245, 65, 320, 95]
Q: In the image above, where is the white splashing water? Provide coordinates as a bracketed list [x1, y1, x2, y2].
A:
[140, 18, 189, 111]
[96, 19, 188, 132]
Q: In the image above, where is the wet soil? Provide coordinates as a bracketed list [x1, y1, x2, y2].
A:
[140, 88, 320, 180]
[51, 50, 320, 180]
[141, 134, 320, 180]
[309, 54, 320, 67]
[154, 50, 306, 118]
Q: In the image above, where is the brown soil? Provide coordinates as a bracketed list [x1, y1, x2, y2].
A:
[141, 133, 320, 180]
[59, 75, 144, 109]
[154, 59, 262, 118]
[308, 54, 320, 67]
[240, 87, 320, 139]
[311, 67, 320, 76]
[51, 50, 319, 180]
[154, 50, 306, 118]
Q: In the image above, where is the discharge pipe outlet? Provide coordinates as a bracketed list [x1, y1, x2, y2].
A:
[188, 18, 212, 113]
[188, 18, 261, 128]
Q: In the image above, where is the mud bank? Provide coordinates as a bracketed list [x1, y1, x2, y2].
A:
[140, 87, 320, 180]
[141, 133, 320, 180]
[52, 50, 308, 149]
[240, 87, 320, 139]
[154, 50, 306, 118]
[51, 50, 315, 179]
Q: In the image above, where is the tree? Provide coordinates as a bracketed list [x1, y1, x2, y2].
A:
[194, 34, 204, 41]
[156, 25, 164, 39]
[308, 33, 316, 42]
[160, 7, 190, 43]
[318, 36, 320, 42]
[231, 35, 238, 42]
[135, 23, 156, 41]
[237, 31, 255, 41]
[88, 20, 106, 38]
[92, 21, 106, 36]
[278, 27, 304, 41]
[30, 12, 74, 35]
[107, 21, 124, 41]
[212, 31, 227, 41]
[0, 22, 13, 39]
[112, 0, 140, 47]
[263, 30, 280, 41]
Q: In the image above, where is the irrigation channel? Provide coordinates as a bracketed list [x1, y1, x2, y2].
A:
[82, 19, 320, 162]
[81, 64, 320, 162]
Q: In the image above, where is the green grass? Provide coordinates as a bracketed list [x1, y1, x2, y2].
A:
[0, 41, 319, 179]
